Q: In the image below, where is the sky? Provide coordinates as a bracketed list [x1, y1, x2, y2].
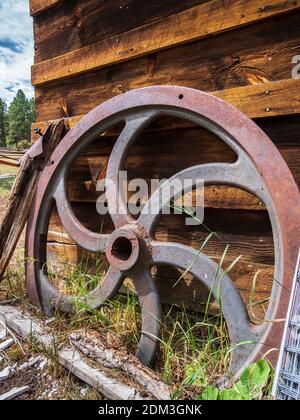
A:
[0, 0, 34, 104]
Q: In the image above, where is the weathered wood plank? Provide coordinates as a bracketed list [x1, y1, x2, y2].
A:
[34, 78, 300, 125]
[70, 333, 172, 400]
[48, 204, 275, 265]
[29, 0, 62, 16]
[0, 305, 147, 400]
[33, 0, 207, 62]
[58, 348, 146, 400]
[31, 0, 300, 85]
[67, 182, 265, 211]
[34, 8, 300, 123]
[0, 367, 11, 382]
[0, 121, 64, 282]
[216, 79, 300, 118]
[0, 386, 30, 400]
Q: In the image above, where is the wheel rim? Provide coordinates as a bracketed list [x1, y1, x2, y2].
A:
[25, 86, 300, 374]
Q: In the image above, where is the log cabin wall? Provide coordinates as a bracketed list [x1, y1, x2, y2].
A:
[30, 0, 300, 319]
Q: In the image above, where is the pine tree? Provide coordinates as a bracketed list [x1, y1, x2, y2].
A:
[0, 98, 7, 147]
[7, 90, 35, 149]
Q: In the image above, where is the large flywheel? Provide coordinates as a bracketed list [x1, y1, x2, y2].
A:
[25, 86, 300, 377]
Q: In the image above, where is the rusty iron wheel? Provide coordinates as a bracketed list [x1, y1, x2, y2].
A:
[25, 86, 300, 375]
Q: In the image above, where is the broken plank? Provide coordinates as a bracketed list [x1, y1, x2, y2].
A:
[59, 347, 146, 400]
[0, 328, 6, 341]
[70, 333, 172, 400]
[31, 0, 300, 85]
[0, 305, 154, 400]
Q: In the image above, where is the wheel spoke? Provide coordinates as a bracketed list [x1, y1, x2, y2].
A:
[139, 155, 267, 235]
[38, 266, 124, 315]
[84, 266, 125, 308]
[54, 176, 108, 253]
[151, 240, 259, 373]
[131, 267, 161, 367]
[37, 269, 74, 316]
[106, 112, 158, 228]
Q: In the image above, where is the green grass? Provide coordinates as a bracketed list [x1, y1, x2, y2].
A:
[0, 176, 15, 194]
[0, 163, 17, 175]
[41, 244, 274, 400]
[2, 247, 274, 400]
[0, 200, 274, 400]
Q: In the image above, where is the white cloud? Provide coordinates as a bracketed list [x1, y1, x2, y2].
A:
[0, 0, 34, 104]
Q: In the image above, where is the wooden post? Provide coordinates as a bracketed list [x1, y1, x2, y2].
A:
[0, 120, 64, 282]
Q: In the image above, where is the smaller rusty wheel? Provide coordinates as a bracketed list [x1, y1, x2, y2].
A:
[26, 86, 300, 375]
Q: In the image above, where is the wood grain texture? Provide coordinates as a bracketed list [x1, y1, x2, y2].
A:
[33, 78, 300, 131]
[33, 8, 300, 122]
[216, 79, 300, 118]
[33, 0, 207, 62]
[31, 0, 300, 85]
[67, 182, 265, 211]
[31, 115, 300, 213]
[0, 305, 147, 400]
[29, 0, 62, 16]
[70, 333, 172, 400]
[48, 203, 275, 265]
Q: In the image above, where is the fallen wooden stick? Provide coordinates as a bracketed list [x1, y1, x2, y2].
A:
[70, 333, 172, 400]
[0, 120, 64, 282]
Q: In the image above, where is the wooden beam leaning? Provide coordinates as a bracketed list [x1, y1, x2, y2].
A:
[29, 0, 62, 16]
[31, 0, 300, 86]
[0, 120, 64, 282]
[31, 78, 300, 141]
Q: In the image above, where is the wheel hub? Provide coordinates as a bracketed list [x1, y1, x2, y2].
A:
[105, 225, 141, 271]
[25, 86, 300, 376]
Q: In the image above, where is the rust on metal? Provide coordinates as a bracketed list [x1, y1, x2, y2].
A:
[25, 86, 300, 375]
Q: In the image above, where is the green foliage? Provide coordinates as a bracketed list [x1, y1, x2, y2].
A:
[6, 90, 35, 148]
[0, 98, 8, 147]
[184, 359, 208, 388]
[17, 139, 30, 150]
[197, 359, 271, 400]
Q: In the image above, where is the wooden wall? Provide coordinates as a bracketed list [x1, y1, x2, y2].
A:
[30, 0, 300, 319]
